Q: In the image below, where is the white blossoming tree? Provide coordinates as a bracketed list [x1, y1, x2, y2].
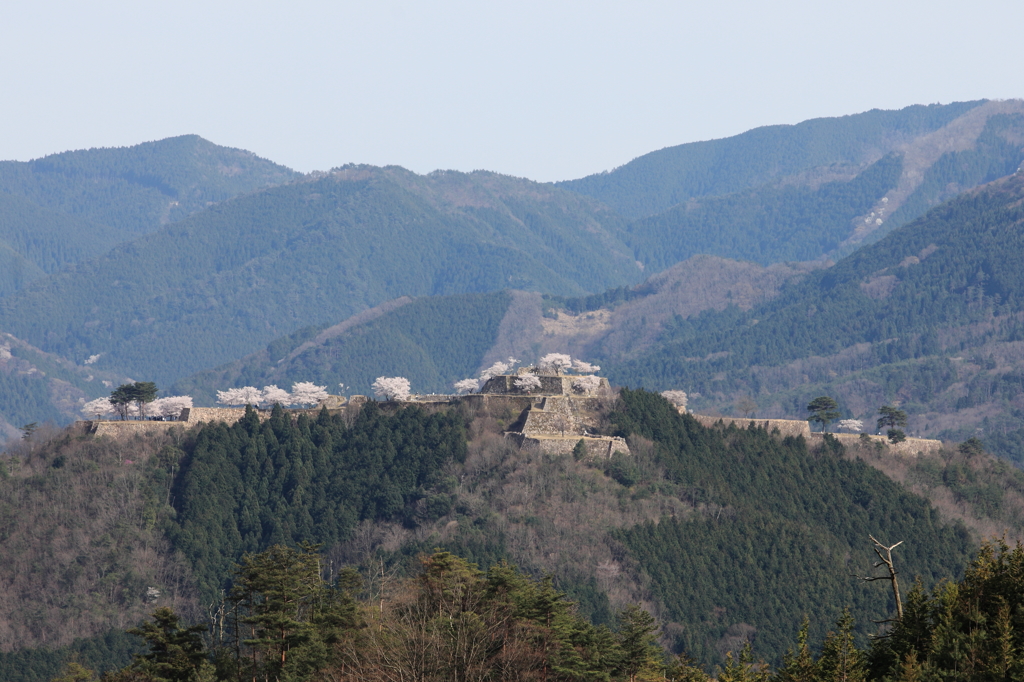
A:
[838, 419, 864, 433]
[151, 396, 192, 420]
[260, 385, 291, 406]
[661, 390, 688, 410]
[538, 353, 572, 373]
[571, 359, 600, 374]
[372, 377, 411, 401]
[479, 357, 519, 383]
[216, 388, 243, 406]
[291, 382, 329, 407]
[514, 374, 542, 393]
[572, 375, 602, 394]
[82, 397, 115, 419]
[454, 378, 479, 395]
[217, 386, 262, 406]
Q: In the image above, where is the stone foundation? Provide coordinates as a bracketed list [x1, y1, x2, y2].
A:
[691, 414, 813, 438]
[84, 405, 268, 438]
[507, 433, 629, 459]
[691, 414, 942, 456]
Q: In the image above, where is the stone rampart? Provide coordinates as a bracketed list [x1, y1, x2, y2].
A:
[691, 415, 943, 456]
[181, 407, 255, 425]
[508, 433, 629, 459]
[826, 432, 943, 456]
[85, 406, 271, 439]
[89, 420, 184, 438]
[691, 415, 812, 438]
[459, 393, 537, 414]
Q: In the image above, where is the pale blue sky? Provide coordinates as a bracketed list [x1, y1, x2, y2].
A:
[2, 0, 1022, 182]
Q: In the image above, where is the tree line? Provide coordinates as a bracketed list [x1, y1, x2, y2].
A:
[55, 537, 1024, 682]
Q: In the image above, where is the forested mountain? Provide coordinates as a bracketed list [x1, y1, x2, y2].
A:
[173, 292, 513, 402]
[4, 391, 1017, 681]
[0, 136, 298, 301]
[187, 171, 1024, 468]
[559, 100, 985, 219]
[174, 258, 820, 401]
[605, 172, 1024, 463]
[0, 331, 129, 443]
[0, 167, 640, 390]
[0, 135, 298, 238]
[0, 192, 124, 298]
[623, 152, 905, 267]
[630, 104, 1024, 266]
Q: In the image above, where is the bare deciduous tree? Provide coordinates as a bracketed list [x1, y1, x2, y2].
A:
[859, 535, 904, 620]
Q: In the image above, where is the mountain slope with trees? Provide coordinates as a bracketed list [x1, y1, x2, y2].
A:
[4, 390, 1014, 680]
[0, 168, 640, 388]
[559, 100, 986, 219]
[0, 332, 130, 444]
[173, 292, 513, 402]
[173, 258, 820, 402]
[0, 192, 124, 299]
[0, 135, 299, 239]
[604, 172, 1024, 463]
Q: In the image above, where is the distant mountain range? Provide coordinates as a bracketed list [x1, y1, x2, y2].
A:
[178, 171, 1024, 465]
[3, 100, 1024, 453]
[0, 136, 298, 297]
[172, 257, 821, 403]
[0, 167, 639, 389]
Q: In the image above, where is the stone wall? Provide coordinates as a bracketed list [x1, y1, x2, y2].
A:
[826, 432, 943, 456]
[90, 420, 184, 438]
[691, 415, 943, 456]
[181, 406, 255, 425]
[691, 414, 813, 438]
[86, 406, 269, 439]
[508, 433, 630, 459]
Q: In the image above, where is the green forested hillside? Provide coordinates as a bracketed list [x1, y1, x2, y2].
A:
[611, 390, 970, 662]
[0, 135, 298, 238]
[604, 173, 1024, 461]
[174, 292, 513, 401]
[559, 101, 984, 218]
[0, 391, 1012, 680]
[885, 113, 1024, 230]
[0, 169, 639, 387]
[0, 192, 123, 298]
[625, 153, 903, 268]
[0, 332, 129, 441]
[166, 403, 467, 604]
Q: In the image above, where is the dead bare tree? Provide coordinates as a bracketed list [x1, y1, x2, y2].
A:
[859, 535, 904, 620]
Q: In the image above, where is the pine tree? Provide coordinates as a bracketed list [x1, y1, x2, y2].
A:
[774, 617, 816, 682]
[126, 607, 211, 682]
[816, 609, 866, 682]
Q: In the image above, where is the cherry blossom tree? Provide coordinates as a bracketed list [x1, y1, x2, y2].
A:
[453, 379, 479, 395]
[291, 382, 329, 407]
[839, 419, 864, 433]
[572, 375, 602, 394]
[538, 353, 572, 373]
[217, 386, 262, 406]
[260, 385, 291, 406]
[572, 359, 600, 374]
[151, 396, 192, 420]
[479, 357, 519, 384]
[372, 377, 411, 401]
[82, 397, 115, 419]
[661, 390, 688, 410]
[216, 388, 241, 406]
[514, 374, 542, 393]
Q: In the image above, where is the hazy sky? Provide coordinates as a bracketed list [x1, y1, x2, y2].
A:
[2, 0, 1022, 182]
